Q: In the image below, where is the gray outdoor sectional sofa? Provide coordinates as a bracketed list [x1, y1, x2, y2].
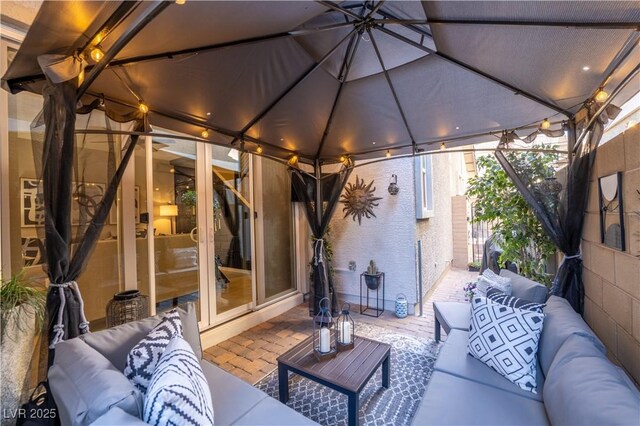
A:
[47, 303, 318, 425]
[412, 270, 640, 425]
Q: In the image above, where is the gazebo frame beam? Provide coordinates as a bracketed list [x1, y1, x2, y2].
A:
[315, 30, 362, 158]
[368, 28, 417, 150]
[231, 26, 359, 145]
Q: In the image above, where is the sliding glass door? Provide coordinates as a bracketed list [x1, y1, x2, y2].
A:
[209, 146, 254, 320]
[254, 157, 296, 306]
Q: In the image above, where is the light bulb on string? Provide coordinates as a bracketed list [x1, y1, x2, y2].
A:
[175, 0, 186, 4]
[440, 142, 446, 151]
[256, 145, 263, 155]
[90, 46, 104, 62]
[201, 129, 209, 138]
[385, 150, 391, 158]
[138, 102, 149, 114]
[540, 118, 551, 130]
[288, 155, 299, 166]
[595, 89, 609, 103]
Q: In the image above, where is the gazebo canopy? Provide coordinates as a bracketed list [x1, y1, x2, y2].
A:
[3, 0, 639, 162]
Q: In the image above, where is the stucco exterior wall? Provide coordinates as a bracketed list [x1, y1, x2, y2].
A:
[582, 124, 640, 385]
[330, 157, 418, 313]
[329, 152, 465, 314]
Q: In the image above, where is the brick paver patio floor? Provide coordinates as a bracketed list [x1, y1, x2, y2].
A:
[203, 267, 476, 384]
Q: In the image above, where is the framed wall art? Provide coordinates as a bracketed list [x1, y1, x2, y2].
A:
[598, 172, 625, 251]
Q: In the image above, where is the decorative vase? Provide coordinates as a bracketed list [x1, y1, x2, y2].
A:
[1, 304, 38, 424]
[364, 273, 382, 290]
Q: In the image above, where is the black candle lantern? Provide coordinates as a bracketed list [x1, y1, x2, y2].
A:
[313, 297, 337, 361]
[336, 303, 355, 351]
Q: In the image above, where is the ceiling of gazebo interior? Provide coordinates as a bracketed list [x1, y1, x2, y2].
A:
[3, 1, 639, 163]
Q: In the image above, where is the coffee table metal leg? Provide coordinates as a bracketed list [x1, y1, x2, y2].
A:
[348, 392, 359, 426]
[278, 363, 289, 403]
[382, 354, 390, 388]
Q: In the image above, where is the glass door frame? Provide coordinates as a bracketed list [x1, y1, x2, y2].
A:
[253, 155, 298, 308]
[203, 143, 257, 327]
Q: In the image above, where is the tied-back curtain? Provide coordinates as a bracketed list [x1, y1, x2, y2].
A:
[495, 102, 621, 314]
[31, 70, 146, 360]
[290, 166, 352, 316]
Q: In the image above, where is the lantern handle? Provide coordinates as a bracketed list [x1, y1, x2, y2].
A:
[319, 297, 330, 312]
[341, 302, 351, 314]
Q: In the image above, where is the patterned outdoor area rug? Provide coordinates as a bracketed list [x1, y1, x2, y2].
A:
[255, 323, 440, 426]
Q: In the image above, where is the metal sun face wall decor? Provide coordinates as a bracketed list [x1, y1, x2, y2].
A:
[340, 175, 382, 225]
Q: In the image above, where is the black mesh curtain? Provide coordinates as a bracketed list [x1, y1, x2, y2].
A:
[31, 76, 146, 361]
[495, 102, 621, 314]
[290, 166, 352, 316]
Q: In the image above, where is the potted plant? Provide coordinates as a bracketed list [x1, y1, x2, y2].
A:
[467, 261, 481, 272]
[1, 270, 46, 417]
[364, 260, 383, 290]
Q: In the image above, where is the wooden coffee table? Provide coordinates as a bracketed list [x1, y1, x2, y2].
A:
[277, 336, 391, 426]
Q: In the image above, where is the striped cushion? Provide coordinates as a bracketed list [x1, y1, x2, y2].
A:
[144, 336, 214, 426]
[124, 310, 183, 394]
[486, 288, 545, 313]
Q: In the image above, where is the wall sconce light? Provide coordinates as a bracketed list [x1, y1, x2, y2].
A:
[388, 174, 399, 195]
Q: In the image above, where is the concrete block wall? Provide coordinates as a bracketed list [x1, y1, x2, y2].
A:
[582, 124, 640, 385]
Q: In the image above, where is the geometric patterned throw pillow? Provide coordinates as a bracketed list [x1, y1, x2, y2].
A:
[144, 336, 214, 426]
[486, 288, 546, 313]
[124, 309, 183, 394]
[467, 296, 545, 393]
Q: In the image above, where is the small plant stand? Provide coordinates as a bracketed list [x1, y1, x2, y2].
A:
[360, 272, 385, 317]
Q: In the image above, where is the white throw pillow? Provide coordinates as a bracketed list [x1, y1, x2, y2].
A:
[467, 296, 545, 393]
[144, 336, 214, 426]
[124, 310, 183, 394]
[476, 270, 512, 296]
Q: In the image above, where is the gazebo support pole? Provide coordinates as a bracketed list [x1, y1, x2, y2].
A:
[314, 159, 323, 226]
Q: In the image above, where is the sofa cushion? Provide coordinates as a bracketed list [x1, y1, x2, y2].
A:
[144, 336, 214, 426]
[81, 303, 202, 371]
[544, 335, 640, 426]
[433, 301, 471, 334]
[435, 330, 544, 401]
[486, 288, 545, 313]
[125, 309, 183, 394]
[200, 360, 268, 425]
[233, 397, 318, 425]
[411, 372, 549, 425]
[81, 316, 161, 371]
[48, 338, 143, 426]
[90, 407, 149, 426]
[499, 270, 548, 304]
[538, 296, 606, 376]
[468, 297, 545, 393]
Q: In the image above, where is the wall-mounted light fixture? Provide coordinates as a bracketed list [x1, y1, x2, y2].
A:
[388, 174, 399, 195]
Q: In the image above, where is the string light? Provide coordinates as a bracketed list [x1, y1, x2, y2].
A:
[288, 155, 299, 166]
[595, 89, 609, 103]
[256, 145, 263, 154]
[540, 118, 551, 130]
[90, 46, 104, 62]
[440, 142, 446, 150]
[385, 150, 391, 158]
[138, 102, 149, 114]
[201, 129, 209, 138]
[175, 0, 186, 4]
[339, 155, 346, 163]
